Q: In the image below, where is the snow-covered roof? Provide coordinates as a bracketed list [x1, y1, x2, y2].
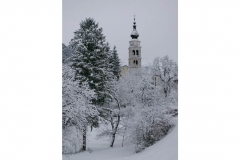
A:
[121, 65, 129, 68]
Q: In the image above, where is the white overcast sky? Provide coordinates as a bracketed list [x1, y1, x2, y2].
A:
[63, 0, 178, 65]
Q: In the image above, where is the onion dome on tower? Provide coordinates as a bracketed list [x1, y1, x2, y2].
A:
[130, 15, 139, 39]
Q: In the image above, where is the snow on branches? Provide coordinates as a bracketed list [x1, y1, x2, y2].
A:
[62, 64, 98, 153]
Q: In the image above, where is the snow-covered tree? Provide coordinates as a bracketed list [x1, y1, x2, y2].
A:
[152, 56, 178, 98]
[124, 105, 174, 153]
[96, 70, 140, 147]
[62, 64, 98, 152]
[117, 68, 176, 152]
[109, 46, 121, 80]
[69, 18, 113, 106]
[69, 18, 116, 150]
[98, 83, 127, 147]
[96, 68, 161, 148]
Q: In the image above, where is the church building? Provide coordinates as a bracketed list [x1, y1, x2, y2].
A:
[121, 16, 142, 76]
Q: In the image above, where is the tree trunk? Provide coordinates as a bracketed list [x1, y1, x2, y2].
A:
[164, 88, 167, 98]
[82, 126, 86, 151]
[110, 132, 116, 147]
[110, 117, 114, 130]
[122, 135, 125, 147]
[110, 114, 120, 147]
[91, 125, 93, 132]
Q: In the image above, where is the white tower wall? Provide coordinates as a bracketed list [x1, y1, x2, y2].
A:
[128, 39, 141, 68]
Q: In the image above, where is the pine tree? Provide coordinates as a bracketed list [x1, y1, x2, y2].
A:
[110, 46, 121, 80]
[69, 18, 113, 151]
[69, 18, 113, 106]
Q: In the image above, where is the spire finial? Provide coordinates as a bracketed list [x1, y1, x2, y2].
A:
[133, 15, 136, 26]
[131, 15, 139, 39]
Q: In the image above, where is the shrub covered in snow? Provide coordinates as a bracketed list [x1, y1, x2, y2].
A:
[125, 108, 174, 153]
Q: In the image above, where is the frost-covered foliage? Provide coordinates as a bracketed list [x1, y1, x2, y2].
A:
[62, 64, 98, 153]
[116, 69, 171, 152]
[97, 69, 145, 146]
[62, 43, 73, 63]
[125, 106, 174, 153]
[95, 66, 177, 152]
[62, 64, 97, 129]
[96, 79, 125, 147]
[62, 127, 82, 154]
[104, 63, 177, 153]
[152, 56, 178, 101]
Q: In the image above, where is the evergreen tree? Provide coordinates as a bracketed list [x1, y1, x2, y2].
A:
[69, 18, 113, 151]
[69, 18, 113, 106]
[109, 46, 121, 80]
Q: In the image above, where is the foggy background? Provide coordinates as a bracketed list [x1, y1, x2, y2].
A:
[63, 0, 178, 65]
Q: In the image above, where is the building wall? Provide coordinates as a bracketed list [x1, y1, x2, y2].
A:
[121, 65, 129, 77]
[128, 39, 141, 68]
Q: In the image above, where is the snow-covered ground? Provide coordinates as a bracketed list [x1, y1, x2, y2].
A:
[62, 125, 178, 160]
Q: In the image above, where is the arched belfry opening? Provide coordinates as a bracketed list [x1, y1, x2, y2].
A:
[133, 60, 138, 65]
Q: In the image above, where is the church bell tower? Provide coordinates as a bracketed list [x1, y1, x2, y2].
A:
[128, 16, 141, 68]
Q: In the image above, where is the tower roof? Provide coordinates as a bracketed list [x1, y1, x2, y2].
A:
[131, 15, 139, 39]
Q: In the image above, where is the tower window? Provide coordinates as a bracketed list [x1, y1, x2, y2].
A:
[136, 50, 139, 56]
[133, 60, 135, 64]
[132, 50, 135, 55]
[136, 60, 138, 65]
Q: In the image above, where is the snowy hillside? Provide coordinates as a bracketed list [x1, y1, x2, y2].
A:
[117, 125, 178, 160]
[62, 125, 178, 160]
